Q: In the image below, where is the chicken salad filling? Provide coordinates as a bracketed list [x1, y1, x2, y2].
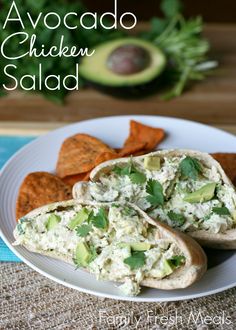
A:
[79, 154, 236, 234]
[13, 203, 185, 296]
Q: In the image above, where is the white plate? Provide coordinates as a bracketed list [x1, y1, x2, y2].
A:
[0, 115, 236, 302]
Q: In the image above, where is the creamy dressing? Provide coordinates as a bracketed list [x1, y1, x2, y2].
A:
[14, 203, 184, 296]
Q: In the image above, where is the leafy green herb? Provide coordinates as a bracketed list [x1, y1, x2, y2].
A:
[17, 217, 31, 235]
[146, 179, 164, 207]
[113, 162, 146, 184]
[161, 0, 183, 18]
[168, 211, 185, 226]
[124, 251, 146, 270]
[76, 224, 92, 237]
[0, 0, 124, 103]
[113, 165, 131, 176]
[19, 217, 29, 224]
[89, 208, 108, 230]
[167, 255, 186, 268]
[16, 223, 25, 235]
[179, 156, 202, 180]
[112, 203, 121, 208]
[122, 206, 138, 217]
[141, 0, 217, 100]
[212, 207, 230, 216]
[130, 172, 146, 184]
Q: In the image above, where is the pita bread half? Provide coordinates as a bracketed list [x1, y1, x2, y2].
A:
[13, 200, 207, 292]
[73, 149, 236, 249]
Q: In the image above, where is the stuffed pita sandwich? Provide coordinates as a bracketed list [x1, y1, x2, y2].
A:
[13, 200, 206, 296]
[73, 150, 236, 249]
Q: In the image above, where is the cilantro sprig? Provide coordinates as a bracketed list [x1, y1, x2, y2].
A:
[76, 224, 92, 237]
[168, 211, 185, 226]
[75, 207, 109, 237]
[113, 162, 146, 184]
[0, 0, 124, 103]
[89, 208, 108, 230]
[141, 0, 217, 100]
[179, 156, 202, 180]
[167, 255, 186, 268]
[212, 206, 230, 216]
[124, 251, 146, 270]
[146, 179, 164, 207]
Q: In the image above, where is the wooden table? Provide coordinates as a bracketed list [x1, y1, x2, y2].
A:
[0, 24, 235, 136]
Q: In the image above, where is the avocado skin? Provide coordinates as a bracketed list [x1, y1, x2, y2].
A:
[84, 74, 166, 99]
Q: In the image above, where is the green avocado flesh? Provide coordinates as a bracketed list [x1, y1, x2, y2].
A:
[144, 156, 161, 171]
[68, 208, 89, 230]
[79, 38, 166, 87]
[45, 214, 61, 230]
[184, 183, 216, 203]
[75, 242, 92, 267]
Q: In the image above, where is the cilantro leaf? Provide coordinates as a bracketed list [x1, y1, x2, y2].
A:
[113, 165, 131, 176]
[179, 157, 202, 180]
[167, 255, 186, 268]
[161, 0, 183, 18]
[124, 251, 146, 270]
[122, 206, 138, 217]
[113, 162, 146, 185]
[212, 207, 230, 216]
[130, 172, 147, 184]
[16, 223, 25, 235]
[89, 208, 108, 230]
[76, 224, 92, 237]
[146, 179, 164, 207]
[168, 211, 186, 226]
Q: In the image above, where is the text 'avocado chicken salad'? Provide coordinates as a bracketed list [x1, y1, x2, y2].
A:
[13, 202, 186, 296]
[75, 153, 236, 235]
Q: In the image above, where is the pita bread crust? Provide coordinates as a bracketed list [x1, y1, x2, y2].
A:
[73, 149, 236, 250]
[14, 200, 207, 291]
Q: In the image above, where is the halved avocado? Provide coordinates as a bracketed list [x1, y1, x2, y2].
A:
[79, 38, 166, 98]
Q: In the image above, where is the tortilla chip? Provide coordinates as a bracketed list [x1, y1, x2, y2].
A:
[124, 120, 165, 151]
[95, 152, 118, 166]
[131, 149, 153, 157]
[119, 142, 146, 157]
[62, 172, 91, 187]
[56, 134, 114, 178]
[16, 172, 72, 220]
[211, 153, 236, 186]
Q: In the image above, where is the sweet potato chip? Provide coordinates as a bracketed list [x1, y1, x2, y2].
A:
[16, 172, 72, 220]
[131, 149, 153, 157]
[62, 172, 91, 187]
[95, 152, 118, 166]
[124, 120, 165, 151]
[211, 153, 236, 186]
[119, 142, 146, 157]
[56, 134, 114, 178]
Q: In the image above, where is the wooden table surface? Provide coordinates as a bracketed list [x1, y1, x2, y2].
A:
[0, 24, 235, 136]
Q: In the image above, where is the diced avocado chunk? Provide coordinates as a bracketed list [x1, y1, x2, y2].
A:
[232, 211, 236, 222]
[162, 259, 174, 276]
[45, 214, 61, 231]
[118, 242, 151, 251]
[130, 242, 151, 251]
[144, 156, 161, 171]
[68, 208, 89, 230]
[183, 183, 216, 203]
[75, 242, 91, 267]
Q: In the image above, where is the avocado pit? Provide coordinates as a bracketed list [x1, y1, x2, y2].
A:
[106, 44, 151, 75]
